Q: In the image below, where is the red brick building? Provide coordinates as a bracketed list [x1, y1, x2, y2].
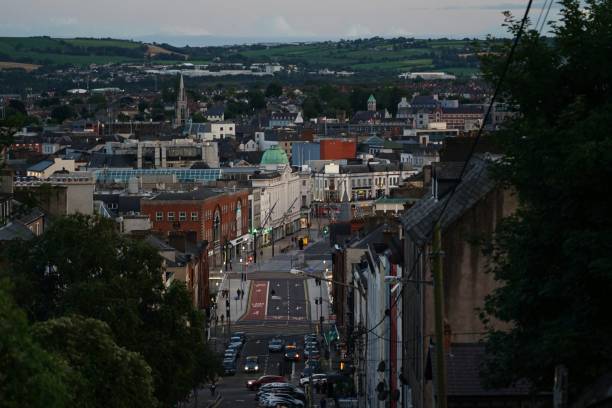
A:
[140, 187, 250, 266]
[320, 139, 357, 161]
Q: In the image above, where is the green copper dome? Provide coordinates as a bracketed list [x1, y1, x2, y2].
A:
[261, 145, 289, 165]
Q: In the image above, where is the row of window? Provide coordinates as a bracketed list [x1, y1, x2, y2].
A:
[156, 211, 199, 222]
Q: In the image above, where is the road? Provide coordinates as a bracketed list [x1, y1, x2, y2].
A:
[195, 231, 333, 408]
[209, 277, 318, 408]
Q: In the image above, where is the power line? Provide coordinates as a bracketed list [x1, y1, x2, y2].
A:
[537, 0, 555, 35]
[357, 0, 535, 354]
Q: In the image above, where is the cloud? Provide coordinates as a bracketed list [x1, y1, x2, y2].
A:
[388, 27, 413, 37]
[345, 24, 372, 38]
[158, 26, 211, 36]
[253, 16, 312, 37]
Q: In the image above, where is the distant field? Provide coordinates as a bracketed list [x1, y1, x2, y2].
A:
[0, 61, 41, 71]
[0, 36, 488, 76]
[235, 38, 481, 74]
[63, 38, 143, 48]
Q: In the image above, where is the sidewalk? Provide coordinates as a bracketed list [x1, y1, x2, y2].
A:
[209, 278, 251, 339]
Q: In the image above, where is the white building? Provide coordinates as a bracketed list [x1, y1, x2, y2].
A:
[27, 158, 76, 179]
[251, 146, 301, 245]
[183, 121, 236, 141]
[311, 162, 410, 217]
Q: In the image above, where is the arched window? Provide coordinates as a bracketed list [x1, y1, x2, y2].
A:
[235, 200, 242, 236]
[213, 207, 221, 243]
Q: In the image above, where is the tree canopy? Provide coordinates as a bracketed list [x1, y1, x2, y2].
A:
[33, 315, 156, 408]
[0, 284, 71, 408]
[1, 215, 220, 406]
[480, 0, 612, 398]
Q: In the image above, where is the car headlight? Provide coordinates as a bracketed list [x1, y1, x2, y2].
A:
[254, 366, 259, 370]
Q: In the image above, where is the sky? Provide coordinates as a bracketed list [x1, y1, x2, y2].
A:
[1, 0, 559, 45]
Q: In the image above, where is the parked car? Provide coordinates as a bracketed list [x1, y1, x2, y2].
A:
[244, 356, 260, 373]
[227, 344, 241, 357]
[224, 349, 238, 361]
[268, 338, 285, 352]
[232, 331, 247, 342]
[246, 375, 287, 391]
[257, 385, 305, 402]
[299, 373, 327, 387]
[303, 344, 318, 359]
[223, 359, 237, 376]
[258, 394, 304, 408]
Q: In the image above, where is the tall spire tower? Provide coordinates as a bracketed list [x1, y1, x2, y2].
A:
[175, 74, 188, 128]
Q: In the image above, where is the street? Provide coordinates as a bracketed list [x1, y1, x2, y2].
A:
[199, 228, 333, 408]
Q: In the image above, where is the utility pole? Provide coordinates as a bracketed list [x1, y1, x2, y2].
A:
[432, 221, 447, 408]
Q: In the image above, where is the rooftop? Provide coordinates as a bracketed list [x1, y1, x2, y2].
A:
[260, 145, 289, 165]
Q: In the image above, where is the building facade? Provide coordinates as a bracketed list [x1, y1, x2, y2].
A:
[140, 188, 250, 267]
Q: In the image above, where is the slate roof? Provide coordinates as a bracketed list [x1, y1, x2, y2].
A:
[411, 95, 439, 107]
[400, 157, 496, 245]
[0, 222, 35, 241]
[206, 105, 225, 116]
[27, 160, 53, 172]
[150, 188, 224, 202]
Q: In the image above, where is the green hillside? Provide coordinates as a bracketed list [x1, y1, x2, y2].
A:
[0, 36, 488, 76]
[0, 37, 175, 65]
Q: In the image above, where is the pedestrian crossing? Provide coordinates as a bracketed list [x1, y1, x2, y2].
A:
[227, 321, 316, 337]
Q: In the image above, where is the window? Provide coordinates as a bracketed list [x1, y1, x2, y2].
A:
[156, 211, 163, 221]
[179, 211, 187, 221]
[167, 212, 175, 221]
[302, 180, 306, 186]
[191, 212, 198, 221]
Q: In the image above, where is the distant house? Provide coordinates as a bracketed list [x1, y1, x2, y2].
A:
[205, 105, 225, 122]
[239, 139, 258, 152]
[183, 121, 235, 140]
[268, 112, 303, 128]
[26, 158, 76, 179]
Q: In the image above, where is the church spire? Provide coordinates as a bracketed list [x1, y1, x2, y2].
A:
[175, 73, 188, 128]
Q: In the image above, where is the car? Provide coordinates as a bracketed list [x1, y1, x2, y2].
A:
[308, 350, 321, 361]
[258, 394, 304, 408]
[258, 392, 306, 405]
[223, 359, 237, 376]
[230, 335, 244, 344]
[229, 338, 243, 349]
[284, 347, 300, 361]
[244, 356, 260, 373]
[227, 343, 242, 356]
[224, 350, 238, 361]
[268, 338, 285, 352]
[299, 373, 327, 387]
[304, 334, 317, 342]
[232, 331, 247, 342]
[303, 344, 318, 359]
[257, 387, 305, 402]
[259, 382, 304, 395]
[300, 366, 317, 379]
[246, 375, 287, 391]
[304, 340, 319, 349]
